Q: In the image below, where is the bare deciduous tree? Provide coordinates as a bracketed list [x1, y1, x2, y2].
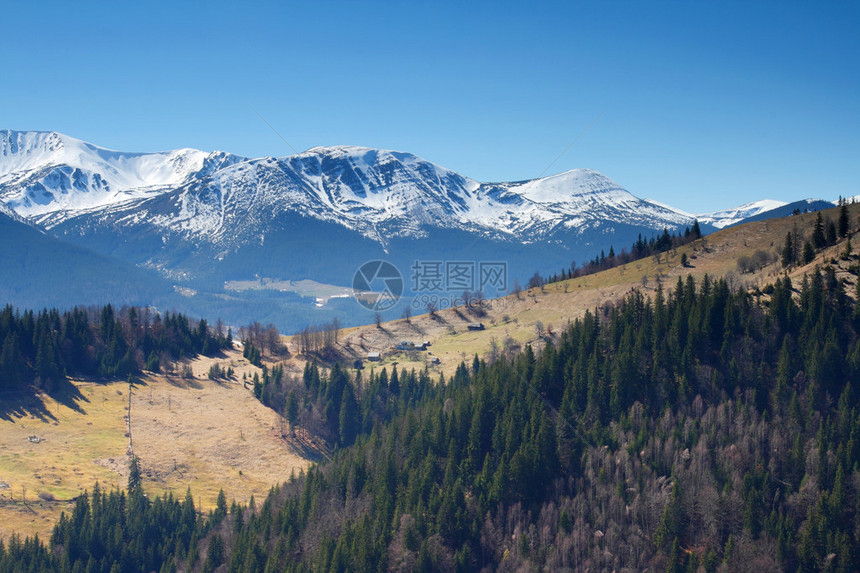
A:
[487, 336, 500, 364]
[462, 290, 473, 309]
[265, 323, 286, 355]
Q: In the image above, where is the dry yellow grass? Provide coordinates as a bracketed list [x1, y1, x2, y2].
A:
[0, 381, 129, 541]
[0, 349, 312, 542]
[130, 354, 311, 512]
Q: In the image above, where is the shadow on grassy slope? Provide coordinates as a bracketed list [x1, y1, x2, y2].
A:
[0, 378, 88, 422]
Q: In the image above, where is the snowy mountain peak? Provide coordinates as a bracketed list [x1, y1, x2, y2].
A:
[512, 168, 631, 205]
[0, 130, 76, 178]
[294, 144, 480, 190]
[697, 199, 789, 229]
[302, 144, 380, 156]
[0, 130, 243, 218]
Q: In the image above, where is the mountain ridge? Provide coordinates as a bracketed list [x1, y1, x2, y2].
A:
[1, 131, 839, 237]
[2, 130, 829, 244]
[0, 131, 695, 243]
[0, 129, 245, 218]
[0, 130, 839, 330]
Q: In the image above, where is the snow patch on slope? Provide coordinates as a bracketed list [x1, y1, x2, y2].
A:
[0, 200, 23, 222]
[697, 199, 788, 228]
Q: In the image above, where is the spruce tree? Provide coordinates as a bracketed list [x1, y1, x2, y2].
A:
[691, 219, 701, 239]
[338, 384, 359, 447]
[812, 212, 826, 248]
[826, 218, 837, 245]
[802, 241, 815, 264]
[838, 204, 849, 238]
[781, 232, 794, 267]
[128, 455, 142, 494]
[286, 391, 299, 432]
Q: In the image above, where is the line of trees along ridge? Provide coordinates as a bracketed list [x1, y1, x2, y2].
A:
[0, 304, 233, 393]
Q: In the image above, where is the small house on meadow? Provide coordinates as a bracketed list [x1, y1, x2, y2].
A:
[367, 352, 381, 361]
[467, 323, 485, 331]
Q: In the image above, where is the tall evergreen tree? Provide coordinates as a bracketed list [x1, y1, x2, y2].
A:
[781, 232, 795, 267]
[813, 212, 827, 248]
[839, 203, 850, 238]
[128, 455, 142, 493]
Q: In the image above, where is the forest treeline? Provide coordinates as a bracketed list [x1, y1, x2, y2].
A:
[0, 304, 232, 393]
[5, 262, 860, 571]
[533, 221, 703, 287]
[237, 269, 860, 572]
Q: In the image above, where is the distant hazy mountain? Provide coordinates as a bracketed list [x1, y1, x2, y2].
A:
[0, 209, 174, 309]
[696, 199, 835, 229]
[724, 199, 836, 227]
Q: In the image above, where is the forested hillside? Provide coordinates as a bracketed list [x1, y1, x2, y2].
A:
[3, 262, 860, 571]
[0, 304, 232, 394]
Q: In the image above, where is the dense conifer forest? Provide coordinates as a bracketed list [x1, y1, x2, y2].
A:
[4, 259, 860, 571]
[0, 304, 232, 394]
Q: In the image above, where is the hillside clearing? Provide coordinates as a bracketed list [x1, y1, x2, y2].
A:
[0, 349, 312, 541]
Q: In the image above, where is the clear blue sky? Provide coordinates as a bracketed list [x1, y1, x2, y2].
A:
[3, 0, 858, 213]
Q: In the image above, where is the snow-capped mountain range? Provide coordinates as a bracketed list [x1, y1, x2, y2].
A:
[0, 130, 699, 248]
[0, 129, 839, 329]
[2, 129, 823, 245]
[695, 200, 788, 229]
